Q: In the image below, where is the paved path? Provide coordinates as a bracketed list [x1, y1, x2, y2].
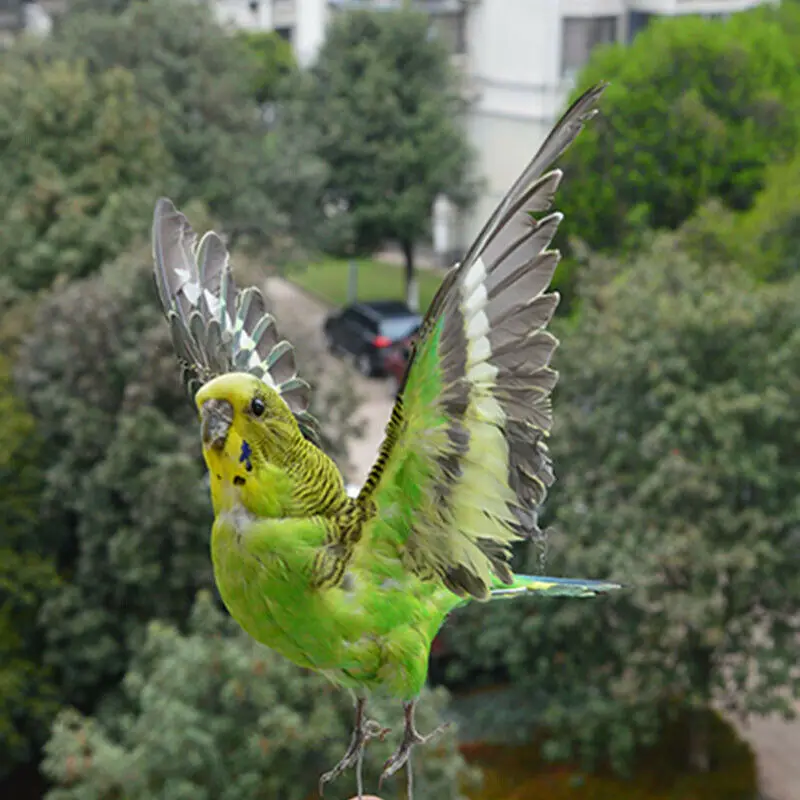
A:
[728, 705, 800, 800]
[264, 275, 800, 799]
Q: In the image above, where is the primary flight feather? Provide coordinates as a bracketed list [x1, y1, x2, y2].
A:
[152, 82, 618, 799]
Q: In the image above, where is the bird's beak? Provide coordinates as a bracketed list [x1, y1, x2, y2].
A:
[200, 398, 233, 450]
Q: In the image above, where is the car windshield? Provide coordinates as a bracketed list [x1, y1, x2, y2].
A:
[380, 316, 420, 341]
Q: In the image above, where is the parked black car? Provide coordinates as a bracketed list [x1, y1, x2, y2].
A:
[323, 300, 422, 377]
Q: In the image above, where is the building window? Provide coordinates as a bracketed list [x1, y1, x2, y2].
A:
[428, 10, 467, 55]
[275, 26, 292, 43]
[561, 16, 618, 78]
[627, 11, 653, 43]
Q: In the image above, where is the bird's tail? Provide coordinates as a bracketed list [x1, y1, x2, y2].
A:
[488, 573, 621, 600]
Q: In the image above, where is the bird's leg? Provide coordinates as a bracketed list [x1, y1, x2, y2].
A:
[318, 697, 390, 799]
[379, 700, 451, 798]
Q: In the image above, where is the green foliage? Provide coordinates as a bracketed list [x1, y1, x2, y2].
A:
[301, 8, 475, 273]
[237, 30, 297, 105]
[0, 355, 44, 547]
[49, 0, 321, 252]
[720, 154, 800, 280]
[0, 356, 61, 777]
[446, 235, 800, 773]
[16, 246, 213, 708]
[558, 9, 800, 253]
[287, 257, 444, 312]
[42, 591, 474, 800]
[0, 57, 168, 291]
[0, 551, 60, 779]
[679, 153, 800, 281]
[257, 88, 345, 261]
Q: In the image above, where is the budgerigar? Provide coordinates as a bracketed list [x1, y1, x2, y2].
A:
[152, 82, 619, 799]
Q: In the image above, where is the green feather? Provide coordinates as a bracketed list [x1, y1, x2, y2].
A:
[154, 82, 619, 799]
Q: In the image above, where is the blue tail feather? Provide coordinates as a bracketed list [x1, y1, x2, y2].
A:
[489, 573, 622, 600]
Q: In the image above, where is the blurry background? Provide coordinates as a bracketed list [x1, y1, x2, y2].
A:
[0, 0, 798, 799]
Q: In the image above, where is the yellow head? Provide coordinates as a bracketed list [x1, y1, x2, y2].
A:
[195, 372, 299, 514]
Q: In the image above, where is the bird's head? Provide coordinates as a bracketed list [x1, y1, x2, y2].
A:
[195, 372, 297, 509]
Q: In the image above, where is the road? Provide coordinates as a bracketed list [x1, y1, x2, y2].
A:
[264, 275, 800, 800]
[728, 708, 800, 800]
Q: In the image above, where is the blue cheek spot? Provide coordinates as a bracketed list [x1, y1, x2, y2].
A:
[239, 440, 253, 472]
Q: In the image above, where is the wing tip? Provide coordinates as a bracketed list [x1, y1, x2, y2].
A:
[152, 197, 183, 235]
[154, 195, 176, 215]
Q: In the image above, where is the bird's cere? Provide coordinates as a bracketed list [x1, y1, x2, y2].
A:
[200, 398, 233, 449]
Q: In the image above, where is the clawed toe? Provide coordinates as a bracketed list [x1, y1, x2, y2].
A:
[378, 722, 450, 785]
[363, 719, 392, 742]
[318, 750, 357, 795]
[378, 702, 451, 795]
[319, 699, 450, 800]
[318, 699, 389, 798]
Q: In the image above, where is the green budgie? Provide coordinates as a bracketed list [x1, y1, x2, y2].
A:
[152, 82, 618, 799]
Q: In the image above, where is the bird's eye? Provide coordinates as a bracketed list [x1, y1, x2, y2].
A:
[250, 397, 266, 417]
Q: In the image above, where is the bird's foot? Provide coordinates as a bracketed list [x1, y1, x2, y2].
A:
[378, 701, 451, 791]
[318, 701, 390, 797]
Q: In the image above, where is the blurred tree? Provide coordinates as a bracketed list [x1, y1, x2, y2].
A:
[259, 85, 351, 261]
[0, 550, 60, 780]
[301, 8, 476, 310]
[557, 9, 800, 254]
[237, 30, 297, 106]
[0, 355, 61, 778]
[445, 235, 800, 774]
[50, 0, 326, 254]
[41, 591, 475, 800]
[16, 245, 213, 710]
[0, 57, 168, 291]
[679, 152, 800, 281]
[0, 355, 45, 550]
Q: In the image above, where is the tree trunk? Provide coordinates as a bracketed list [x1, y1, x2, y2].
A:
[401, 239, 419, 312]
[688, 705, 711, 772]
[687, 644, 714, 772]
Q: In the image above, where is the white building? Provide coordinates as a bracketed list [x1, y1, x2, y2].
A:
[214, 0, 775, 252]
[460, 0, 774, 248]
[0, 0, 65, 44]
[1, 0, 777, 248]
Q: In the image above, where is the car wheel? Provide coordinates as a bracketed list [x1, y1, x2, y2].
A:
[355, 352, 373, 377]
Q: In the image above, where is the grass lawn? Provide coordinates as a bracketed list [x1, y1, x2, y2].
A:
[285, 257, 443, 312]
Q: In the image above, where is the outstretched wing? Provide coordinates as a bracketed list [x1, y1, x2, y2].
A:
[356, 83, 607, 600]
[151, 200, 323, 448]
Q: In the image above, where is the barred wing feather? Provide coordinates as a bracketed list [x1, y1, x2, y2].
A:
[151, 199, 323, 448]
[357, 84, 607, 600]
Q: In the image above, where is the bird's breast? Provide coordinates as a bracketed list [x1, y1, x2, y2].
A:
[210, 511, 303, 659]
